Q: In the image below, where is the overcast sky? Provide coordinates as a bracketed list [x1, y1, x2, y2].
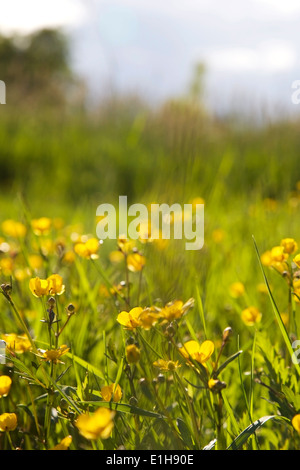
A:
[1, 0, 300, 117]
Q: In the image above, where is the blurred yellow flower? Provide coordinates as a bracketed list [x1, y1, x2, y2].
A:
[1, 220, 27, 238]
[2, 333, 31, 354]
[281, 238, 298, 255]
[62, 250, 76, 264]
[138, 307, 162, 330]
[127, 253, 146, 272]
[29, 274, 65, 297]
[109, 250, 125, 264]
[153, 359, 181, 372]
[292, 414, 300, 434]
[117, 236, 135, 254]
[74, 237, 100, 259]
[0, 413, 17, 432]
[47, 274, 65, 296]
[28, 254, 44, 270]
[126, 344, 141, 363]
[117, 307, 144, 329]
[293, 254, 300, 269]
[51, 435, 72, 450]
[179, 340, 214, 365]
[229, 282, 245, 298]
[293, 279, 300, 302]
[100, 383, 122, 402]
[31, 217, 52, 236]
[76, 408, 115, 440]
[0, 258, 14, 276]
[241, 306, 262, 326]
[160, 298, 194, 322]
[0, 376, 12, 398]
[212, 228, 226, 243]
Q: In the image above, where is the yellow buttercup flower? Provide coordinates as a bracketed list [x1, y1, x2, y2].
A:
[126, 344, 141, 363]
[51, 435, 72, 450]
[29, 277, 50, 297]
[292, 414, 300, 434]
[47, 274, 65, 296]
[153, 359, 181, 372]
[241, 306, 262, 326]
[229, 282, 245, 298]
[76, 408, 115, 440]
[138, 307, 162, 330]
[160, 298, 194, 322]
[40, 345, 69, 364]
[2, 333, 31, 354]
[117, 236, 135, 254]
[270, 246, 289, 263]
[1, 220, 27, 238]
[0, 376, 12, 398]
[179, 340, 214, 365]
[0, 258, 14, 276]
[0, 413, 17, 432]
[281, 238, 298, 255]
[31, 217, 52, 236]
[29, 274, 65, 297]
[127, 253, 146, 272]
[100, 383, 122, 402]
[28, 254, 44, 270]
[74, 237, 100, 259]
[293, 254, 300, 269]
[117, 307, 144, 330]
[293, 279, 300, 302]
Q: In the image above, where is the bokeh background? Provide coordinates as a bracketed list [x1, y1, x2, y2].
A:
[0, 0, 300, 226]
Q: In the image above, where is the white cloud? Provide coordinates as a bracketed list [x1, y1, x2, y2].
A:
[0, 0, 86, 34]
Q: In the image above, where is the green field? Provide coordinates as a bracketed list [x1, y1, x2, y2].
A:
[1, 33, 300, 449]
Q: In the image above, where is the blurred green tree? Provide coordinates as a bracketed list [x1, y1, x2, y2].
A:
[0, 28, 84, 107]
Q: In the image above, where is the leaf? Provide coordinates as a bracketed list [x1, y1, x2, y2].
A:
[227, 415, 290, 450]
[214, 350, 243, 377]
[176, 418, 194, 448]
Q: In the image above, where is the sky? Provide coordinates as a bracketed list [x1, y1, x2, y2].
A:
[0, 0, 300, 117]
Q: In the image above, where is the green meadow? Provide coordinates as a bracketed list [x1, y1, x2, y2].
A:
[1, 29, 300, 450]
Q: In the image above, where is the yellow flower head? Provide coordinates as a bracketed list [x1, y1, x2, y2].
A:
[31, 217, 52, 236]
[293, 279, 300, 302]
[117, 307, 144, 330]
[29, 277, 50, 297]
[0, 412, 17, 432]
[293, 254, 300, 269]
[229, 282, 245, 299]
[117, 236, 135, 254]
[29, 274, 65, 297]
[292, 414, 300, 434]
[126, 344, 141, 363]
[76, 408, 115, 440]
[160, 298, 194, 322]
[47, 274, 65, 296]
[100, 383, 122, 402]
[0, 376, 12, 398]
[153, 359, 181, 372]
[241, 306, 262, 326]
[74, 237, 100, 259]
[51, 435, 72, 450]
[40, 345, 69, 364]
[179, 340, 214, 365]
[1, 220, 27, 238]
[2, 333, 31, 354]
[270, 246, 289, 263]
[127, 253, 146, 272]
[138, 307, 162, 330]
[281, 238, 298, 255]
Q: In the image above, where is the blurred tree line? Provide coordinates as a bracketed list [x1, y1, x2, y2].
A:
[0, 28, 85, 108]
